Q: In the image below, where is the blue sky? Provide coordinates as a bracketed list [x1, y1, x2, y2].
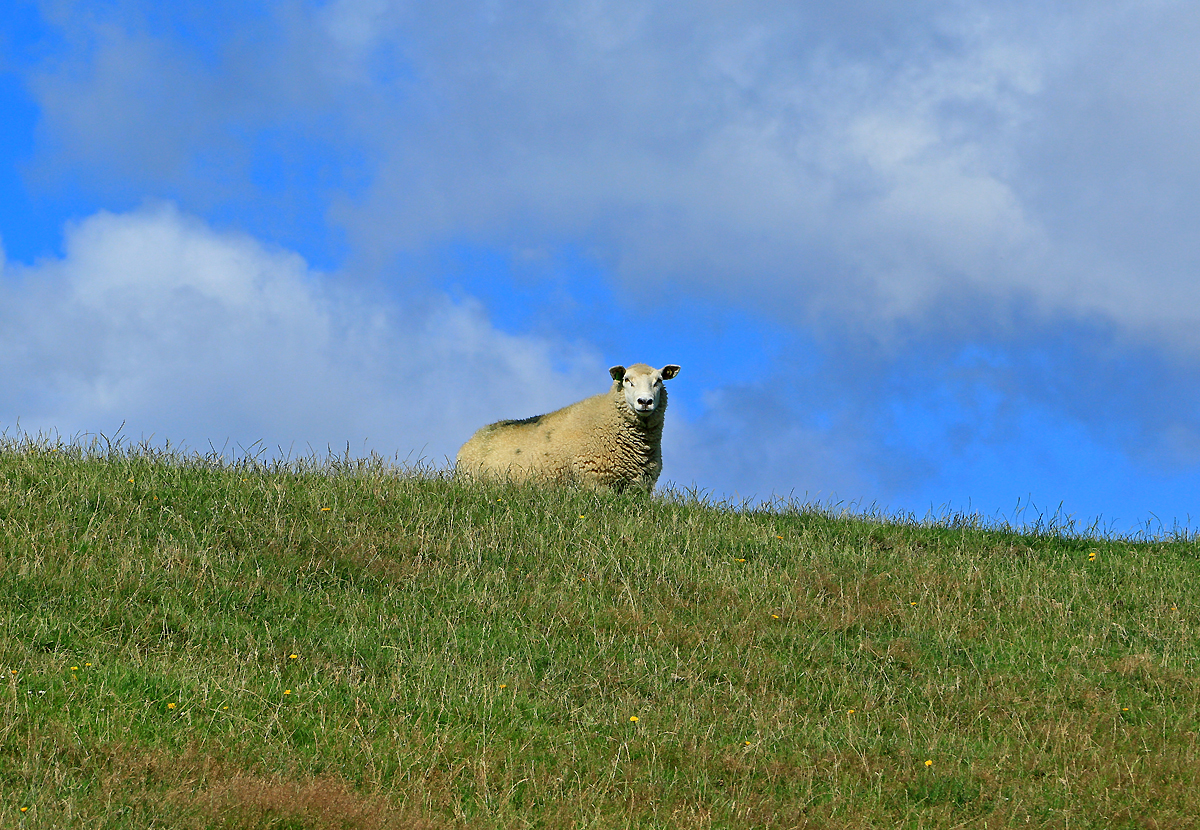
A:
[3, 0, 1200, 533]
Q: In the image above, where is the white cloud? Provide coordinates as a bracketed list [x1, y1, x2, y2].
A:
[319, 1, 1200, 352]
[0, 204, 604, 460]
[27, 2, 1200, 352]
[663, 392, 877, 506]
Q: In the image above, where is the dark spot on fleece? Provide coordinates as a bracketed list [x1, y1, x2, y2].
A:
[498, 414, 544, 427]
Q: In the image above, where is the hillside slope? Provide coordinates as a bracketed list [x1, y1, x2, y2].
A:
[2, 440, 1199, 828]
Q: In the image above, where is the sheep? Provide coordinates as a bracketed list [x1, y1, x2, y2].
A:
[456, 363, 681, 491]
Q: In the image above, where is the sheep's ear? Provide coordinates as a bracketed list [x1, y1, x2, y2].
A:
[661, 365, 680, 380]
[609, 365, 627, 381]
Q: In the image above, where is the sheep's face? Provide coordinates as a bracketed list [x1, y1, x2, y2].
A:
[610, 363, 681, 418]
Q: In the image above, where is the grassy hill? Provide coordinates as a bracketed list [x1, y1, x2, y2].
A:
[2, 437, 1199, 828]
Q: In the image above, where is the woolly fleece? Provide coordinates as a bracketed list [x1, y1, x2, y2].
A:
[456, 363, 680, 490]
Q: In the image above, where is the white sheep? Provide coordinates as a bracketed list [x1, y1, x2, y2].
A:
[456, 363, 681, 490]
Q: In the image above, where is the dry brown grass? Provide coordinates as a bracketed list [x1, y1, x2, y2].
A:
[86, 743, 443, 830]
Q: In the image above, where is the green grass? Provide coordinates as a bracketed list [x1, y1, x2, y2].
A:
[2, 435, 1200, 828]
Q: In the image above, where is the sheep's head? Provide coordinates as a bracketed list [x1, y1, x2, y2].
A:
[610, 363, 680, 419]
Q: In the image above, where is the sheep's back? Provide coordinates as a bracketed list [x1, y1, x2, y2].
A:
[456, 389, 662, 488]
[455, 394, 603, 479]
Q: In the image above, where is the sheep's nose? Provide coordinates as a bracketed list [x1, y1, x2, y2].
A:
[637, 397, 654, 407]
